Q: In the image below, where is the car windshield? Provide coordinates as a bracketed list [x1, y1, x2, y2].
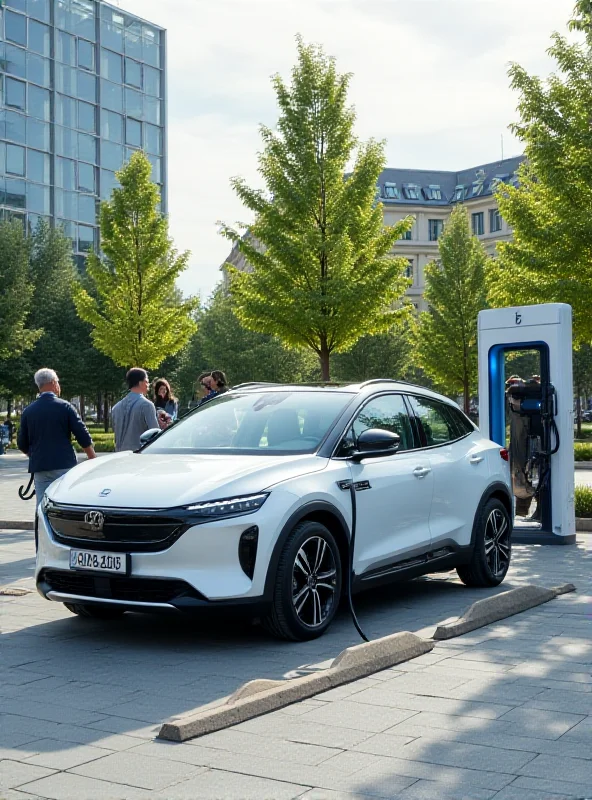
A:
[143, 391, 355, 455]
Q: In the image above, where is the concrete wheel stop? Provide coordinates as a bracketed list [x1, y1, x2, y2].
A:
[158, 583, 576, 743]
[433, 583, 576, 640]
[158, 631, 433, 742]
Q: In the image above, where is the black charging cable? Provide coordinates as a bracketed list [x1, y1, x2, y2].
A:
[347, 481, 369, 642]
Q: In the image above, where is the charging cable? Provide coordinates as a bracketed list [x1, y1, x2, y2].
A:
[346, 481, 369, 642]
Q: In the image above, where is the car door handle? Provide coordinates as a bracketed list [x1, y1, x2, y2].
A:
[413, 466, 431, 479]
[469, 455, 484, 464]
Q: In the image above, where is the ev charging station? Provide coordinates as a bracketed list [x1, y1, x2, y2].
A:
[478, 303, 575, 545]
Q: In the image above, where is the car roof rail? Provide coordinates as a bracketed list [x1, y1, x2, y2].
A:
[359, 378, 429, 392]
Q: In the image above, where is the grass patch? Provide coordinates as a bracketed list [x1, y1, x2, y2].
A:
[575, 485, 592, 517]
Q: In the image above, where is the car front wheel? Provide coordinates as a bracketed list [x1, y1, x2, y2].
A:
[64, 603, 126, 620]
[263, 520, 342, 641]
[457, 498, 512, 587]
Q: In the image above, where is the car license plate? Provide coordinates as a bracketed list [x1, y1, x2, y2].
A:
[70, 549, 128, 574]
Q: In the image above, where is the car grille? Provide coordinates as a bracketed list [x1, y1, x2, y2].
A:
[46, 506, 188, 553]
[40, 569, 203, 604]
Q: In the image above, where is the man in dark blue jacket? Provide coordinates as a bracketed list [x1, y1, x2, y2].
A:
[18, 368, 96, 505]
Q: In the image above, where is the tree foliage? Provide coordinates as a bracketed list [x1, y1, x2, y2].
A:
[171, 286, 319, 406]
[413, 206, 489, 412]
[488, 1, 592, 344]
[0, 220, 41, 360]
[221, 37, 413, 380]
[74, 151, 197, 369]
[332, 323, 412, 383]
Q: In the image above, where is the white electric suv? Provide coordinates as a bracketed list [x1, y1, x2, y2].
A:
[36, 381, 513, 641]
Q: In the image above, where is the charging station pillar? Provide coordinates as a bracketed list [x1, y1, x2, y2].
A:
[478, 303, 575, 545]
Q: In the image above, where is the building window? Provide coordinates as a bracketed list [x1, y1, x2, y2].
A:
[6, 143, 26, 176]
[428, 219, 444, 241]
[400, 229, 412, 241]
[78, 100, 96, 133]
[27, 149, 50, 183]
[77, 70, 96, 103]
[4, 44, 27, 78]
[125, 117, 142, 148]
[423, 185, 442, 201]
[100, 48, 123, 82]
[28, 0, 51, 23]
[78, 39, 95, 71]
[27, 53, 51, 87]
[453, 185, 466, 202]
[28, 19, 50, 57]
[405, 259, 414, 279]
[5, 10, 27, 46]
[144, 65, 161, 97]
[402, 183, 420, 200]
[5, 77, 26, 111]
[101, 109, 123, 143]
[144, 122, 161, 155]
[4, 110, 27, 144]
[489, 208, 502, 233]
[78, 161, 96, 193]
[124, 57, 142, 89]
[472, 212, 484, 236]
[29, 85, 50, 121]
[101, 80, 123, 113]
[27, 118, 50, 150]
[383, 182, 398, 199]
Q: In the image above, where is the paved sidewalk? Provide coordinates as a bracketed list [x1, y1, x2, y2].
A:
[1, 529, 591, 798]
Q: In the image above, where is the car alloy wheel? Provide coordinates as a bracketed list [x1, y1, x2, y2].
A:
[484, 508, 511, 577]
[291, 535, 338, 629]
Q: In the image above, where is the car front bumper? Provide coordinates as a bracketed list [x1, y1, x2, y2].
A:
[35, 491, 300, 613]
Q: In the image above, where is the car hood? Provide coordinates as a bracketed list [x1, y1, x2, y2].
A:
[47, 451, 328, 509]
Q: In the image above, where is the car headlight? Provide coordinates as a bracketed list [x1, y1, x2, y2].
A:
[185, 493, 269, 518]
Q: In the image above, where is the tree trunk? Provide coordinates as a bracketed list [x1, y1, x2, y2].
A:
[104, 393, 110, 434]
[319, 347, 330, 382]
[97, 393, 103, 424]
[463, 379, 470, 416]
[576, 390, 582, 439]
[7, 397, 12, 419]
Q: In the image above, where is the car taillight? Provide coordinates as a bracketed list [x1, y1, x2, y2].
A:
[500, 448, 509, 461]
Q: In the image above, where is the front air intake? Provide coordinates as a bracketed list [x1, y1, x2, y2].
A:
[238, 526, 259, 579]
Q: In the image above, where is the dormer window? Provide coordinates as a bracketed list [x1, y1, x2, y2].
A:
[488, 174, 509, 193]
[423, 185, 442, 201]
[383, 182, 399, 199]
[402, 183, 420, 200]
[453, 185, 466, 202]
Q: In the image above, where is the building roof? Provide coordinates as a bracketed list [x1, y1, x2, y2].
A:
[377, 155, 525, 206]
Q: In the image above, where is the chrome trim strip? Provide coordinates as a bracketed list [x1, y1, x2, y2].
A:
[46, 591, 174, 609]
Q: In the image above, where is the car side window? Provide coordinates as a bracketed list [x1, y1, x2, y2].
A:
[408, 396, 459, 446]
[447, 405, 475, 437]
[337, 394, 415, 456]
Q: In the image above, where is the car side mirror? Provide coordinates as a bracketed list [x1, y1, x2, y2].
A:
[350, 429, 400, 462]
[139, 428, 161, 447]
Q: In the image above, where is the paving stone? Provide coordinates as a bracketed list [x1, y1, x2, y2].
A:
[198, 728, 342, 765]
[0, 759, 55, 790]
[0, 699, 105, 727]
[561, 717, 592, 743]
[525, 688, 592, 715]
[517, 752, 592, 784]
[496, 707, 585, 739]
[299, 790, 378, 800]
[234, 715, 374, 749]
[297, 699, 419, 733]
[152, 767, 307, 799]
[492, 785, 583, 800]
[70, 750, 203, 790]
[511, 774, 592, 797]
[348, 686, 514, 719]
[20, 772, 154, 799]
[124, 740, 225, 767]
[396, 779, 496, 800]
[385, 738, 536, 773]
[21, 740, 114, 770]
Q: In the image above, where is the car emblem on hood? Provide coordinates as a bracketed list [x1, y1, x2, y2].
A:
[84, 511, 105, 532]
[99, 489, 111, 497]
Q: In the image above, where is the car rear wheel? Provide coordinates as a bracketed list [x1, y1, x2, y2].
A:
[457, 498, 512, 587]
[64, 603, 126, 620]
[263, 520, 342, 641]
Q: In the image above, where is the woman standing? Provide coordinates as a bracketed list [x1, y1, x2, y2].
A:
[153, 378, 178, 424]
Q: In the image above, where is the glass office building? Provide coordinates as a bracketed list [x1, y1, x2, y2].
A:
[0, 0, 166, 269]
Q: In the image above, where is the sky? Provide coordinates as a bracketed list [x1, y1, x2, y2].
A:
[117, 0, 577, 302]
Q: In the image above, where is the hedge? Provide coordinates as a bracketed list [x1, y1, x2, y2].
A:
[574, 443, 592, 461]
[575, 485, 592, 518]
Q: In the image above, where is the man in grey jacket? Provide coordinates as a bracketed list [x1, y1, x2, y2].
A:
[112, 368, 160, 452]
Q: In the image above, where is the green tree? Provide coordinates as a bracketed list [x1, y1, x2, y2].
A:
[74, 151, 197, 369]
[488, 1, 592, 343]
[221, 37, 412, 381]
[413, 206, 488, 413]
[0, 220, 41, 360]
[171, 286, 320, 406]
[574, 344, 592, 437]
[332, 323, 412, 383]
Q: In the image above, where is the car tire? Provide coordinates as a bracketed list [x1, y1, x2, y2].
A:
[457, 497, 512, 587]
[263, 520, 342, 641]
[64, 603, 126, 620]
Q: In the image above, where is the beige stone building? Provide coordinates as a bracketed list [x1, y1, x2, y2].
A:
[223, 155, 525, 310]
